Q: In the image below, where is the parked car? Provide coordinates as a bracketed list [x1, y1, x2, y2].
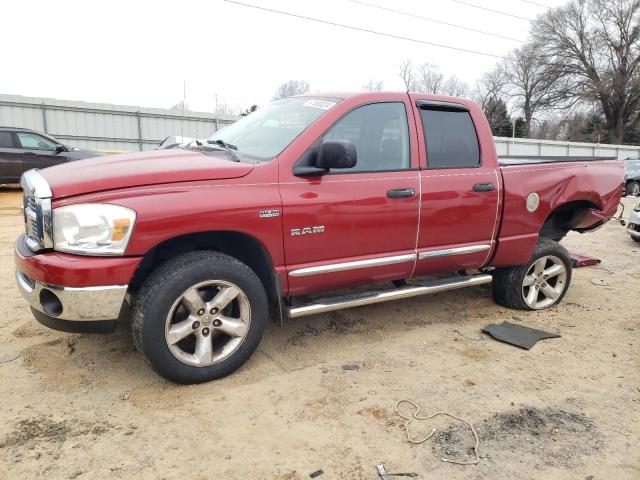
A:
[14, 92, 625, 384]
[624, 158, 640, 196]
[627, 202, 640, 242]
[0, 127, 102, 183]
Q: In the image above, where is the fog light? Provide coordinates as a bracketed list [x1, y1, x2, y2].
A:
[39, 289, 63, 317]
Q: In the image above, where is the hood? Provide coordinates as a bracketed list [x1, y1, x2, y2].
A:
[41, 149, 254, 199]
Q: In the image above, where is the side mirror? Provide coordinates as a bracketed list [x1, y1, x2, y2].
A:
[54, 145, 67, 154]
[316, 140, 357, 170]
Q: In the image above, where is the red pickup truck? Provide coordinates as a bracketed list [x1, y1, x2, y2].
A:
[14, 92, 624, 383]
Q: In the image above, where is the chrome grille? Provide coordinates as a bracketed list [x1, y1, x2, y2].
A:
[20, 170, 53, 252]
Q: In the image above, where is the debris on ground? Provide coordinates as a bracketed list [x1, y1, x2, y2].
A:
[482, 321, 560, 350]
[570, 252, 601, 268]
[376, 464, 418, 478]
[308, 469, 323, 478]
[394, 399, 480, 465]
[591, 279, 609, 286]
[342, 363, 360, 371]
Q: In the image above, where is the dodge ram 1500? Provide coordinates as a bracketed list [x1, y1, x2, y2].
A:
[14, 92, 625, 383]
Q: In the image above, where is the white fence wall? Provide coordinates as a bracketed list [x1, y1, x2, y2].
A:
[494, 136, 640, 160]
[0, 94, 239, 152]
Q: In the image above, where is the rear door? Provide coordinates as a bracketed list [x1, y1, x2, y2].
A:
[16, 131, 69, 172]
[411, 98, 500, 276]
[0, 131, 22, 182]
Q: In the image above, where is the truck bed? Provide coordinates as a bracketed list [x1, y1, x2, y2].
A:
[499, 155, 617, 166]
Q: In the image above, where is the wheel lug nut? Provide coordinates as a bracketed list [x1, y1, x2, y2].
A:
[210, 308, 219, 315]
[192, 321, 200, 329]
[213, 319, 222, 327]
[197, 309, 205, 316]
[202, 327, 210, 336]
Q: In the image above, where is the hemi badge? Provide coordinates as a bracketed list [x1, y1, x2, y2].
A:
[259, 209, 280, 218]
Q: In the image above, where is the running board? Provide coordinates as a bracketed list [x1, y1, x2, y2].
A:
[287, 274, 493, 319]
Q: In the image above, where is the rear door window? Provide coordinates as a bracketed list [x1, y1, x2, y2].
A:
[419, 107, 480, 169]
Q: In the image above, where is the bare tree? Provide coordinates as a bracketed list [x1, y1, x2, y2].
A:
[398, 59, 417, 91]
[502, 44, 570, 137]
[362, 79, 385, 91]
[532, 0, 640, 143]
[473, 67, 508, 111]
[272, 80, 311, 100]
[441, 76, 470, 97]
[417, 63, 444, 94]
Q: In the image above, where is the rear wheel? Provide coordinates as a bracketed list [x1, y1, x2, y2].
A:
[131, 251, 268, 384]
[492, 238, 572, 310]
[627, 181, 640, 197]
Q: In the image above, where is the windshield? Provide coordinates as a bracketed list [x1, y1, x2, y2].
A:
[206, 97, 340, 161]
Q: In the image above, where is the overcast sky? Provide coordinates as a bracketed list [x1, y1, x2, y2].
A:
[2, 0, 568, 113]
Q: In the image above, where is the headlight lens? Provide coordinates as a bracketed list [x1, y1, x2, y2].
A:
[53, 204, 136, 255]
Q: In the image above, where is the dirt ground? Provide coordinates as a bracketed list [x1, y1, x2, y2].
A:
[0, 186, 638, 480]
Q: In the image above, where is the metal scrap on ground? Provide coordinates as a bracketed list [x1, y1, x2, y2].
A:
[482, 321, 561, 350]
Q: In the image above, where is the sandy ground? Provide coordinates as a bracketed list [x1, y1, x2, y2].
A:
[0, 186, 638, 480]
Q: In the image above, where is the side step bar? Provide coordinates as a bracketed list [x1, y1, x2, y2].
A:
[287, 274, 493, 319]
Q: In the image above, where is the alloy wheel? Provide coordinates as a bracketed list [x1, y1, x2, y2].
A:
[164, 280, 251, 367]
[521, 255, 567, 309]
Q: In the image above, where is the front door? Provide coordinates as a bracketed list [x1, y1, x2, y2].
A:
[0, 131, 22, 182]
[16, 131, 69, 172]
[280, 100, 420, 296]
[411, 97, 500, 276]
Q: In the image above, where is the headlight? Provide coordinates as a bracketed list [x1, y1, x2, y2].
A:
[53, 204, 136, 255]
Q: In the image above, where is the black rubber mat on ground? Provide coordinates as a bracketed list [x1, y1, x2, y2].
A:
[482, 321, 560, 350]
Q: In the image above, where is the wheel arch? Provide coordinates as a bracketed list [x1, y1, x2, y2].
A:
[129, 230, 283, 323]
[539, 199, 600, 241]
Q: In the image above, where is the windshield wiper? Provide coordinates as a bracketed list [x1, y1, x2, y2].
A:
[207, 139, 239, 161]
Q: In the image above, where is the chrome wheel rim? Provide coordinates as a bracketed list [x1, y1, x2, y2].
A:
[521, 255, 567, 309]
[164, 280, 251, 367]
[631, 183, 640, 196]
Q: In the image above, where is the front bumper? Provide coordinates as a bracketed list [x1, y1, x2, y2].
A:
[14, 235, 142, 332]
[16, 270, 127, 321]
[627, 209, 640, 239]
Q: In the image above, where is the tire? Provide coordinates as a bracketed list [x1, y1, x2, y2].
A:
[632, 235, 640, 243]
[131, 251, 268, 384]
[492, 238, 572, 311]
[626, 181, 640, 197]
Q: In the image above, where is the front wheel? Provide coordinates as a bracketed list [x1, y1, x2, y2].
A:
[131, 251, 268, 384]
[492, 238, 572, 310]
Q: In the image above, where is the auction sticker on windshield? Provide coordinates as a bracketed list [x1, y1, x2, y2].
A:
[303, 100, 336, 110]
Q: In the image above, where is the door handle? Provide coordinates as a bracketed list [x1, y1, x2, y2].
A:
[473, 183, 495, 192]
[387, 188, 416, 199]
[23, 152, 36, 156]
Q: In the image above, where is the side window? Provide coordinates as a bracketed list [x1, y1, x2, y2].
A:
[323, 102, 410, 172]
[16, 132, 58, 151]
[420, 108, 480, 169]
[0, 132, 14, 149]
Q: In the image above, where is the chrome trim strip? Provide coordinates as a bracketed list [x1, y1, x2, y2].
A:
[289, 253, 416, 277]
[288, 274, 493, 318]
[418, 244, 491, 260]
[16, 270, 127, 321]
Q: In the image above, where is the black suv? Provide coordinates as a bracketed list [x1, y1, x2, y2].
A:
[0, 127, 103, 184]
[625, 158, 640, 196]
